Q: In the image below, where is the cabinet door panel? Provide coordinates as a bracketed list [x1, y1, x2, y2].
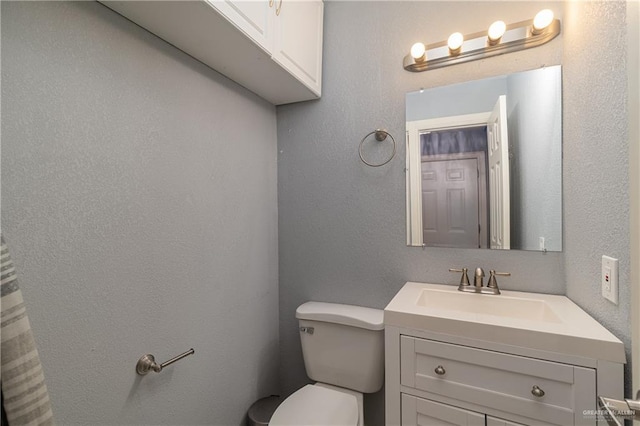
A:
[487, 415, 526, 426]
[272, 0, 323, 95]
[402, 394, 484, 426]
[206, 0, 274, 52]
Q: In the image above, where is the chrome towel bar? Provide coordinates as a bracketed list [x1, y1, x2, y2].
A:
[136, 348, 194, 375]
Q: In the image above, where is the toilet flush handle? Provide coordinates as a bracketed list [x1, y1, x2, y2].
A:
[299, 326, 314, 335]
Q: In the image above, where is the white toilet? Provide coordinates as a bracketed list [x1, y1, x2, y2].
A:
[270, 301, 385, 426]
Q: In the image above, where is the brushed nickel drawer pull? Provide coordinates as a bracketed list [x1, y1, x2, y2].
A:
[531, 385, 545, 397]
[434, 365, 446, 375]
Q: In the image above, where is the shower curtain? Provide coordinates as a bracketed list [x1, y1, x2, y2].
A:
[0, 236, 53, 425]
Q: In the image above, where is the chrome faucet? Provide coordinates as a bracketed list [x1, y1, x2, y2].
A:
[474, 267, 485, 288]
[449, 268, 510, 295]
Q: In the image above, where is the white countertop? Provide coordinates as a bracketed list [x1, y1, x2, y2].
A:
[384, 282, 625, 363]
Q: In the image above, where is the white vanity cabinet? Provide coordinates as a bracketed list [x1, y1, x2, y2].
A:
[394, 334, 596, 425]
[384, 282, 626, 426]
[101, 0, 323, 105]
[387, 328, 620, 426]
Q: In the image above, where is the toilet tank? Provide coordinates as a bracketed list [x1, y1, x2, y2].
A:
[296, 302, 384, 394]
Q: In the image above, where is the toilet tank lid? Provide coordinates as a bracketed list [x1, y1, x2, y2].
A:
[296, 302, 384, 331]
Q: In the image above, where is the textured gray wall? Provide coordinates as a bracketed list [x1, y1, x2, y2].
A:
[507, 66, 562, 252]
[406, 76, 507, 121]
[562, 0, 631, 391]
[0, 1, 630, 425]
[278, 0, 630, 422]
[2, 2, 279, 424]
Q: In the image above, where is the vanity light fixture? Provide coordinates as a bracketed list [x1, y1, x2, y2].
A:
[447, 32, 464, 54]
[404, 10, 561, 72]
[487, 20, 506, 45]
[532, 9, 555, 35]
[410, 42, 427, 62]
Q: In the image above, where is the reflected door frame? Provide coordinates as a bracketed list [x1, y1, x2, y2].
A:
[487, 95, 511, 250]
[406, 112, 491, 246]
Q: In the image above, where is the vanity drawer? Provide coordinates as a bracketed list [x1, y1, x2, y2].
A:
[400, 336, 596, 425]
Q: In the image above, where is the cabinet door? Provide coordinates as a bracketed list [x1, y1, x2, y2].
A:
[402, 394, 484, 426]
[206, 0, 274, 52]
[486, 416, 526, 426]
[272, 0, 323, 95]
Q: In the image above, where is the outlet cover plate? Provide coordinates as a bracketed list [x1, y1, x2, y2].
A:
[602, 255, 619, 305]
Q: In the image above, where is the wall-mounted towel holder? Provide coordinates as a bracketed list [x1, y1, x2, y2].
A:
[359, 129, 396, 167]
[136, 348, 194, 375]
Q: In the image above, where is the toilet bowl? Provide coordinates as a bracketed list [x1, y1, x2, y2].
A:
[270, 302, 384, 426]
[269, 384, 360, 425]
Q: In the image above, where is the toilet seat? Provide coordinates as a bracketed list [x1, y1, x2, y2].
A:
[269, 384, 359, 425]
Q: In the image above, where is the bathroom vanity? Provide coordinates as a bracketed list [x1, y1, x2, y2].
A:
[384, 282, 625, 426]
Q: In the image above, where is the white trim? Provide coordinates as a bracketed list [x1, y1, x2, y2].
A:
[406, 123, 423, 245]
[406, 131, 413, 246]
[411, 112, 492, 132]
[628, 0, 640, 397]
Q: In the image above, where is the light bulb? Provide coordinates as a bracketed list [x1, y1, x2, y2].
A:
[447, 32, 464, 53]
[487, 20, 506, 44]
[533, 9, 554, 34]
[410, 42, 426, 61]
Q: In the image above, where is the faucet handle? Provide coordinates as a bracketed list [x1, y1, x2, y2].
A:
[487, 270, 511, 294]
[449, 268, 470, 287]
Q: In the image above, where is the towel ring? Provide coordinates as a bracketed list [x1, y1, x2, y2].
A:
[359, 129, 396, 167]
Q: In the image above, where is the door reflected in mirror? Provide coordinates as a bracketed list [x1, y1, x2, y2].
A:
[406, 66, 562, 251]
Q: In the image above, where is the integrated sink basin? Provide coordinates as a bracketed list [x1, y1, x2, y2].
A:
[384, 282, 625, 363]
[416, 288, 563, 323]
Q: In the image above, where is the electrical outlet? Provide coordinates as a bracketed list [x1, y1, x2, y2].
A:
[539, 237, 545, 251]
[602, 255, 618, 305]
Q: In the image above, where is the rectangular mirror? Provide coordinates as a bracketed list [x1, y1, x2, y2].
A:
[406, 66, 562, 251]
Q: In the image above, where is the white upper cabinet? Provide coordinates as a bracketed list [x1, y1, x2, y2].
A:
[271, 0, 323, 95]
[101, 0, 323, 105]
[207, 1, 274, 52]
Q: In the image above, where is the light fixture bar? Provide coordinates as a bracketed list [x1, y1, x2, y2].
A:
[404, 18, 561, 72]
